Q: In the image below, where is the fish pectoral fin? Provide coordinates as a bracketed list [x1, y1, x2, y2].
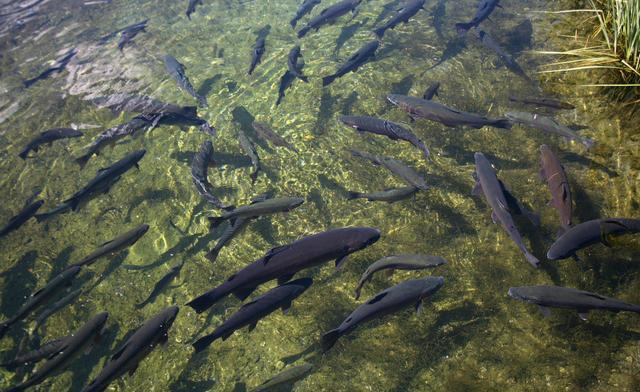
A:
[385, 268, 394, 277]
[248, 321, 258, 332]
[577, 311, 589, 321]
[233, 286, 257, 301]
[471, 181, 483, 197]
[281, 301, 292, 315]
[100, 239, 115, 247]
[159, 332, 169, 346]
[538, 306, 551, 318]
[490, 210, 498, 224]
[415, 300, 424, 315]
[367, 292, 388, 305]
[277, 274, 295, 285]
[263, 245, 290, 264]
[335, 253, 349, 269]
[128, 363, 139, 376]
[110, 341, 130, 361]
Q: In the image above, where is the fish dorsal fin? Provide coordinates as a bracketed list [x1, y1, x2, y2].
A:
[582, 292, 607, 301]
[31, 286, 45, 298]
[263, 245, 289, 264]
[240, 299, 259, 309]
[110, 340, 130, 361]
[100, 238, 114, 247]
[367, 292, 388, 305]
[603, 219, 629, 230]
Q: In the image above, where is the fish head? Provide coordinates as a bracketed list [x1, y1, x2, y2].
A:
[504, 111, 529, 123]
[338, 116, 358, 128]
[386, 94, 403, 107]
[346, 227, 381, 252]
[159, 306, 180, 331]
[286, 277, 314, 297]
[288, 197, 306, 209]
[420, 276, 444, 298]
[63, 265, 83, 278]
[137, 224, 150, 236]
[507, 286, 539, 303]
[88, 312, 110, 333]
[130, 149, 147, 163]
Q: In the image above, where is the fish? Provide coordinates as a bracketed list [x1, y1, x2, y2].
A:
[207, 197, 304, 229]
[80, 306, 179, 392]
[164, 55, 207, 107]
[373, 0, 425, 38]
[251, 121, 298, 152]
[192, 278, 312, 352]
[19, 128, 83, 159]
[354, 254, 447, 299]
[186, 0, 203, 19]
[387, 94, 512, 129]
[508, 285, 640, 320]
[287, 45, 308, 82]
[291, 0, 321, 27]
[249, 363, 314, 392]
[6, 313, 108, 392]
[23, 48, 76, 88]
[68, 224, 149, 268]
[248, 36, 265, 75]
[347, 186, 418, 203]
[322, 277, 444, 351]
[191, 141, 232, 210]
[0, 338, 66, 369]
[350, 149, 428, 190]
[455, 0, 500, 35]
[323, 40, 378, 86]
[276, 70, 296, 106]
[427, 37, 466, 70]
[298, 0, 362, 38]
[117, 19, 147, 51]
[508, 96, 575, 110]
[146, 105, 215, 136]
[238, 130, 261, 183]
[0, 200, 44, 238]
[422, 82, 440, 100]
[539, 144, 572, 234]
[34, 288, 83, 330]
[0, 266, 82, 339]
[472, 152, 540, 267]
[135, 262, 184, 309]
[40, 150, 146, 220]
[474, 30, 530, 82]
[432, 0, 446, 38]
[546, 218, 640, 260]
[340, 115, 430, 160]
[187, 227, 380, 313]
[505, 111, 594, 149]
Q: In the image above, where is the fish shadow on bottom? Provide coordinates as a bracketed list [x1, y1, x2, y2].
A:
[86, 251, 130, 292]
[46, 246, 75, 278]
[168, 351, 216, 392]
[170, 150, 253, 169]
[571, 182, 601, 223]
[197, 74, 224, 98]
[0, 251, 38, 322]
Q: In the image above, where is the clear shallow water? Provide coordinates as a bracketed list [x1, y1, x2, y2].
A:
[1, 0, 640, 391]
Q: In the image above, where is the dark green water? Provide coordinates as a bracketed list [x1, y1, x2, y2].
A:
[1, 0, 639, 391]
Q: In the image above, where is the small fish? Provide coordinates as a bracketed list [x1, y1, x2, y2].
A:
[23, 48, 76, 88]
[323, 40, 378, 86]
[455, 0, 500, 35]
[135, 262, 184, 309]
[508, 285, 640, 320]
[251, 121, 297, 152]
[388, 94, 511, 129]
[0, 200, 44, 238]
[0, 266, 82, 339]
[187, 227, 380, 313]
[34, 288, 83, 330]
[354, 254, 447, 299]
[248, 36, 265, 75]
[164, 55, 207, 107]
[192, 278, 312, 352]
[238, 130, 261, 183]
[373, 0, 425, 38]
[287, 45, 308, 82]
[191, 141, 232, 210]
[0, 338, 66, 369]
[350, 149, 428, 190]
[19, 128, 83, 159]
[298, 0, 362, 38]
[68, 224, 149, 268]
[474, 30, 530, 82]
[340, 115, 430, 160]
[207, 197, 304, 230]
[117, 19, 147, 52]
[291, 0, 321, 27]
[147, 106, 215, 136]
[508, 96, 575, 110]
[539, 145, 572, 234]
[547, 218, 640, 260]
[347, 186, 418, 203]
[322, 277, 444, 351]
[505, 111, 594, 149]
[249, 363, 314, 392]
[276, 70, 296, 106]
[80, 307, 179, 392]
[422, 82, 440, 100]
[186, 0, 203, 19]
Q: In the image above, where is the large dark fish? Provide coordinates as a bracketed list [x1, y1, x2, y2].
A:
[251, 121, 298, 152]
[455, 0, 500, 35]
[473, 152, 540, 267]
[347, 186, 418, 203]
[539, 144, 572, 233]
[474, 30, 530, 82]
[291, 0, 321, 27]
[298, 0, 362, 38]
[23, 48, 76, 88]
[287, 45, 308, 82]
[350, 149, 428, 190]
[164, 55, 207, 107]
[0, 266, 82, 339]
[6, 313, 108, 392]
[508, 96, 575, 110]
[340, 115, 430, 160]
[68, 224, 149, 268]
[505, 111, 595, 149]
[322, 277, 444, 351]
[186, 0, 203, 19]
[117, 19, 147, 51]
[0, 200, 44, 238]
[148, 105, 216, 136]
[354, 255, 447, 299]
[276, 70, 296, 106]
[80, 306, 179, 392]
[547, 218, 640, 260]
[191, 141, 232, 210]
[373, 0, 425, 38]
[508, 285, 640, 320]
[323, 40, 378, 86]
[187, 227, 380, 313]
[238, 130, 261, 183]
[19, 128, 83, 159]
[34, 288, 83, 331]
[135, 261, 184, 309]
[192, 278, 312, 352]
[248, 36, 265, 75]
[0, 338, 66, 369]
[207, 197, 304, 229]
[387, 94, 512, 129]
[250, 363, 314, 392]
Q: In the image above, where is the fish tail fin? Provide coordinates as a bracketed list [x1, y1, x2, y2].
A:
[207, 216, 225, 230]
[75, 154, 91, 169]
[0, 323, 9, 339]
[346, 191, 361, 200]
[322, 75, 336, 87]
[23, 78, 37, 88]
[290, 19, 297, 28]
[64, 197, 79, 212]
[525, 252, 541, 268]
[297, 26, 309, 38]
[455, 22, 473, 35]
[197, 95, 208, 108]
[192, 333, 218, 353]
[134, 301, 147, 310]
[321, 329, 341, 352]
[354, 286, 362, 300]
[204, 248, 220, 262]
[494, 118, 512, 129]
[18, 148, 29, 160]
[373, 27, 385, 38]
[186, 289, 223, 313]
